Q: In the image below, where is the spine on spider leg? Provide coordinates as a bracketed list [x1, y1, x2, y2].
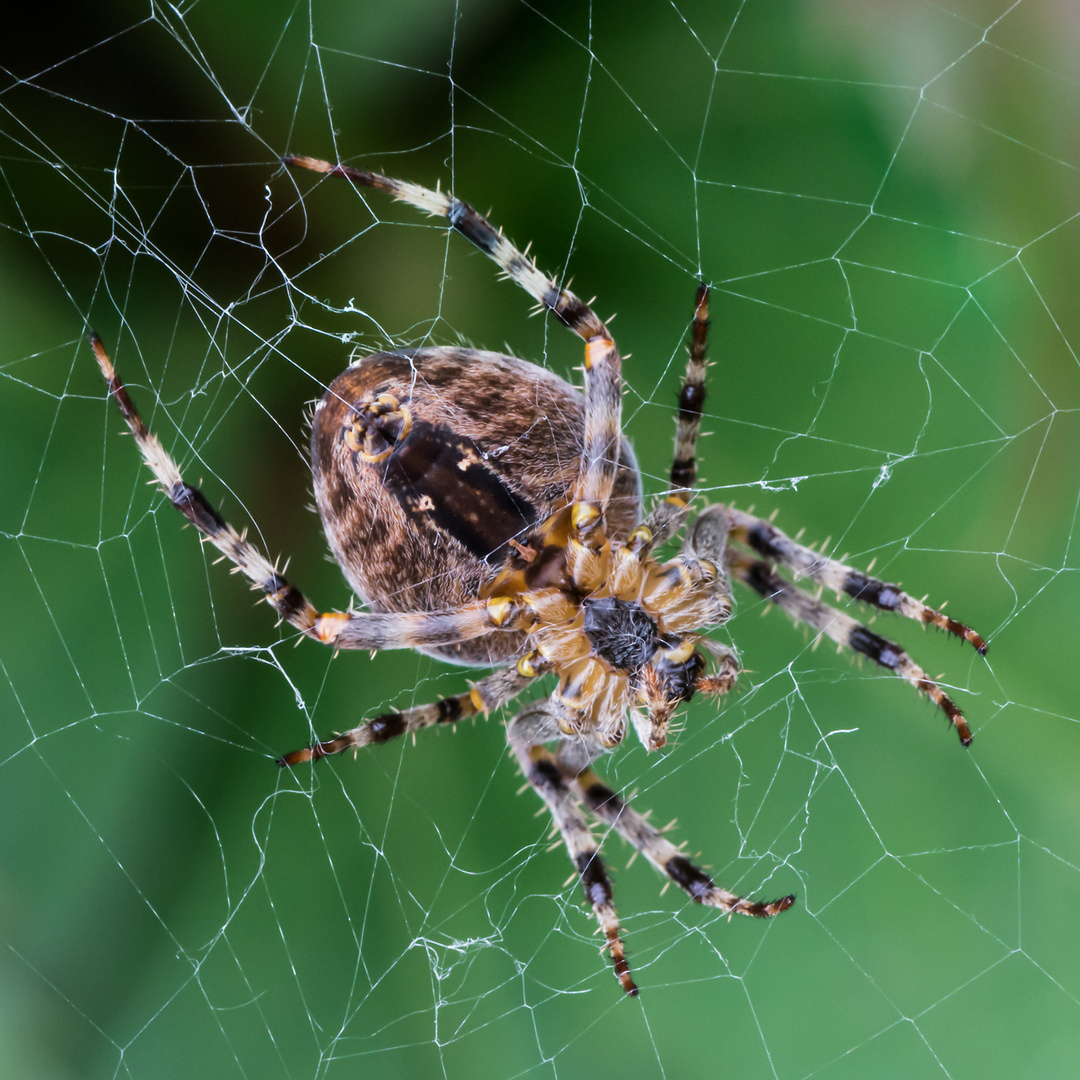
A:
[840, 569, 989, 655]
[446, 199, 605, 339]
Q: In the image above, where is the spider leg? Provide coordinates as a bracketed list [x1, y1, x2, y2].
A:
[283, 155, 624, 513]
[647, 284, 711, 546]
[506, 705, 638, 995]
[573, 332, 624, 511]
[694, 638, 741, 698]
[730, 554, 976, 745]
[92, 336, 518, 652]
[279, 666, 532, 766]
[571, 765, 795, 918]
[724, 506, 988, 654]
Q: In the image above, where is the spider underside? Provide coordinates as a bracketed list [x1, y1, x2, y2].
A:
[91, 153, 988, 996]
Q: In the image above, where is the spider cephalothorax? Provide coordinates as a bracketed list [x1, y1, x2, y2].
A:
[91, 152, 987, 996]
[505, 504, 733, 753]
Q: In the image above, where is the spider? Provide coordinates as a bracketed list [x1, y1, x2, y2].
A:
[91, 153, 988, 996]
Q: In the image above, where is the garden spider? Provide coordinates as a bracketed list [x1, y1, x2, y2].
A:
[91, 153, 988, 995]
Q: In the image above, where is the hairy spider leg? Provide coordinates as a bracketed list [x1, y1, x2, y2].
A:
[283, 155, 624, 516]
[573, 768, 795, 918]
[506, 704, 638, 994]
[712, 503, 986, 744]
[507, 703, 794, 996]
[725, 506, 988, 654]
[91, 335, 519, 655]
[647, 283, 711, 547]
[278, 667, 532, 766]
[729, 555, 976, 746]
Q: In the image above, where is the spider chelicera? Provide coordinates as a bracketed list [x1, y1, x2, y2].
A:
[91, 153, 987, 994]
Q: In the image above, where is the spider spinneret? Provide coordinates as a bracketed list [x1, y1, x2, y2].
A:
[90, 152, 987, 996]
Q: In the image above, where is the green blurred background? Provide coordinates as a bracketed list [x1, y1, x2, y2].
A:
[3, 1, 1078, 1077]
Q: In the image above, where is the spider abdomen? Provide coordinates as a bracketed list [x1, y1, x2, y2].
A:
[311, 347, 641, 666]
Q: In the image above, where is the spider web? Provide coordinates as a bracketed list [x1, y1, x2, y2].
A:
[3, 1, 1078, 1076]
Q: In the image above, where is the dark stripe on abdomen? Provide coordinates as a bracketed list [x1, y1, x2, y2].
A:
[380, 420, 538, 564]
